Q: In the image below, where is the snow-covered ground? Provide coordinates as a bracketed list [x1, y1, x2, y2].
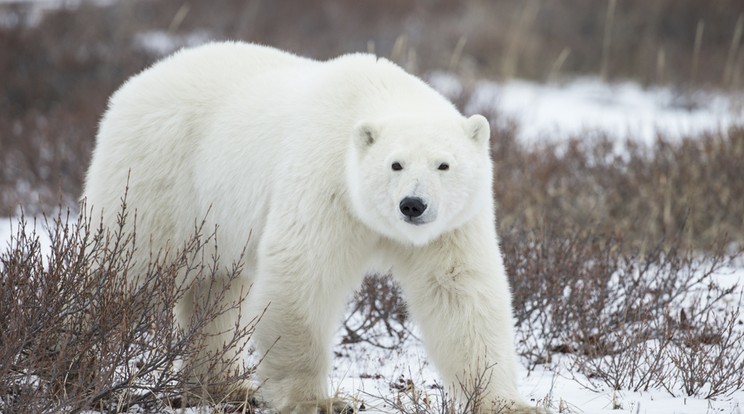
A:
[2, 216, 743, 414]
[330, 324, 744, 414]
[429, 72, 744, 148]
[325, 261, 744, 414]
[328, 260, 744, 414]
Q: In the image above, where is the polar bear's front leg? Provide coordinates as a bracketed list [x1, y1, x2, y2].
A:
[394, 217, 545, 413]
[251, 217, 365, 413]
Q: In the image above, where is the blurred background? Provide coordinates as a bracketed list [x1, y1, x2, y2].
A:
[1, 0, 743, 216]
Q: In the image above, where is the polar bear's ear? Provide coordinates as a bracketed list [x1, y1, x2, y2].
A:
[465, 114, 491, 147]
[354, 121, 378, 150]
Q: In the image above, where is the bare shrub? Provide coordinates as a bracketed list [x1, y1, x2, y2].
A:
[477, 96, 744, 398]
[342, 275, 412, 350]
[381, 364, 523, 414]
[486, 103, 744, 252]
[563, 235, 742, 393]
[0, 202, 257, 413]
[667, 303, 744, 399]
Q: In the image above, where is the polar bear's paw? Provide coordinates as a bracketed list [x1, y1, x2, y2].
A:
[288, 398, 356, 413]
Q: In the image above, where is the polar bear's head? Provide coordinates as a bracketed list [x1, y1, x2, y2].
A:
[346, 114, 493, 246]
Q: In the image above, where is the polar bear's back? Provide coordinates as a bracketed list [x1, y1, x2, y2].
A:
[82, 43, 315, 261]
[99, 42, 313, 149]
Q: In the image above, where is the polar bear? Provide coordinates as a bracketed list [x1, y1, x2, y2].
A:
[82, 42, 543, 413]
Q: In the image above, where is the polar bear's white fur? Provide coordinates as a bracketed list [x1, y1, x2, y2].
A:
[83, 42, 540, 413]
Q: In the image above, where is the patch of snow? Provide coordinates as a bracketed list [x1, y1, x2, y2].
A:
[0, 0, 116, 6]
[0, 0, 117, 28]
[133, 30, 213, 57]
[429, 72, 744, 147]
[331, 336, 744, 414]
[0, 8, 19, 28]
[0, 216, 47, 248]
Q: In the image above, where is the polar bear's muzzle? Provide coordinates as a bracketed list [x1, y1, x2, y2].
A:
[400, 197, 429, 225]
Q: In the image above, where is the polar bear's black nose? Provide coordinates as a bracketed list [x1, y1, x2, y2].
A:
[400, 197, 427, 218]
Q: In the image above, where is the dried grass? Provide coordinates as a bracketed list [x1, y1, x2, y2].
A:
[0, 203, 258, 413]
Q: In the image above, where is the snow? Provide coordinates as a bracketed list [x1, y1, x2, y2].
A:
[334, 336, 744, 413]
[429, 72, 744, 147]
[3, 209, 741, 413]
[0, 215, 52, 262]
[329, 320, 744, 414]
[134, 30, 213, 56]
[0, 0, 117, 28]
[332, 347, 740, 414]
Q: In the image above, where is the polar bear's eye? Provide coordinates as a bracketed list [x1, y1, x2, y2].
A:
[438, 163, 450, 171]
[391, 162, 403, 171]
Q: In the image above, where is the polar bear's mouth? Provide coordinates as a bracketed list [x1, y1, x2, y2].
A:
[403, 216, 429, 225]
